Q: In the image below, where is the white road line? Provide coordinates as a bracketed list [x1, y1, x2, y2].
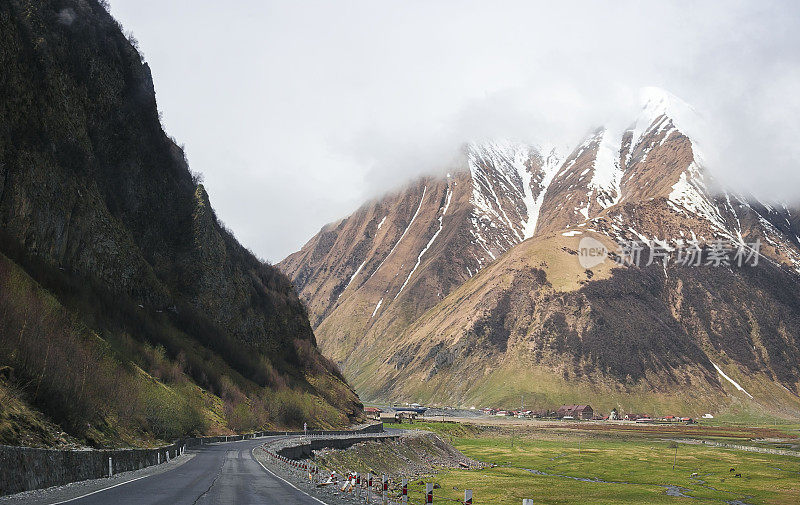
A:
[47, 473, 155, 505]
[250, 446, 330, 505]
[41, 453, 196, 505]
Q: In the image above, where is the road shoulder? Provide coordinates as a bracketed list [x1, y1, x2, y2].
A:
[0, 452, 195, 505]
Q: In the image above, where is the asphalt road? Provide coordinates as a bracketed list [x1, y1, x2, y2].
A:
[45, 437, 323, 505]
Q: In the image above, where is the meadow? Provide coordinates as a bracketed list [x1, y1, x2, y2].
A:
[386, 421, 800, 505]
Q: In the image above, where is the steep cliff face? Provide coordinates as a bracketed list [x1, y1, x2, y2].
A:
[0, 0, 360, 444]
[281, 87, 800, 418]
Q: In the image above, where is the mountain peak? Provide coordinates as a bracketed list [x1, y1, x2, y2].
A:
[629, 87, 704, 158]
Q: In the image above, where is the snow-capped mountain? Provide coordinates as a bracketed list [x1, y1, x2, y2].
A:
[279, 88, 800, 417]
[467, 140, 562, 265]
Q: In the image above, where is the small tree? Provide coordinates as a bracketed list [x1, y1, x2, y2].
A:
[668, 441, 678, 469]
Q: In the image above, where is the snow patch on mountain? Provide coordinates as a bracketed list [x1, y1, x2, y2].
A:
[589, 128, 623, 210]
[395, 184, 453, 299]
[524, 147, 562, 238]
[668, 162, 728, 233]
[368, 186, 427, 282]
[342, 258, 367, 294]
[468, 141, 529, 242]
[371, 298, 383, 318]
[629, 87, 705, 159]
[712, 362, 753, 399]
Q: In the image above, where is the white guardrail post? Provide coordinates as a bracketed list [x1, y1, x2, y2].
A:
[108, 457, 113, 477]
[382, 474, 388, 505]
[523, 499, 534, 505]
[402, 478, 408, 505]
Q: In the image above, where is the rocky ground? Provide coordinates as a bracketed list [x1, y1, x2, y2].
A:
[313, 431, 485, 480]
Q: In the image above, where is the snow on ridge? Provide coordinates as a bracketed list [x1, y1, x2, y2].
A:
[468, 140, 564, 245]
[395, 183, 453, 300]
[711, 362, 753, 399]
[338, 212, 393, 300]
[668, 162, 727, 232]
[523, 148, 562, 238]
[367, 186, 427, 282]
[589, 128, 623, 209]
[370, 298, 383, 318]
[468, 141, 529, 242]
[628, 86, 707, 167]
[342, 258, 367, 294]
[515, 151, 538, 240]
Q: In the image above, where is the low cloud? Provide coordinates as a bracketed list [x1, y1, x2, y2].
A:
[111, 0, 800, 260]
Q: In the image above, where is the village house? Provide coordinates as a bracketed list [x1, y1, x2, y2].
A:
[556, 405, 593, 420]
[364, 407, 382, 420]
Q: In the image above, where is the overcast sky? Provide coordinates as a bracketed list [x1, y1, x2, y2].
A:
[109, 0, 800, 262]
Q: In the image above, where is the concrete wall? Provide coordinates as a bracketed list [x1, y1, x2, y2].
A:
[0, 423, 382, 496]
[0, 443, 181, 496]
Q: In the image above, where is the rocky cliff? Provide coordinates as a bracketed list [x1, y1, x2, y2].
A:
[0, 0, 360, 446]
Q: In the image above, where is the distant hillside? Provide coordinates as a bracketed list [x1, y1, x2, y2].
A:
[280, 88, 800, 420]
[0, 0, 360, 447]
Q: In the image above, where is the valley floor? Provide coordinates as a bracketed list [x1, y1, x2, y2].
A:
[372, 421, 800, 505]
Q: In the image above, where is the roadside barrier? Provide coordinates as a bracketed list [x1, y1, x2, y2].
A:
[1, 424, 381, 497]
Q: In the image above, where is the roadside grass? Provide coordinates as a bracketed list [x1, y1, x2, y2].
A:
[406, 467, 687, 505]
[395, 424, 800, 505]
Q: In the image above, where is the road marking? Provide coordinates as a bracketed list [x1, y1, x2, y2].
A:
[250, 446, 330, 505]
[47, 473, 154, 505]
[45, 454, 194, 505]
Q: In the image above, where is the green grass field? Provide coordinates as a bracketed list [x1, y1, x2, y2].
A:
[386, 422, 800, 505]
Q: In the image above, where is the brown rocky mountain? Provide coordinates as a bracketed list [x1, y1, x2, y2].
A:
[280, 88, 800, 419]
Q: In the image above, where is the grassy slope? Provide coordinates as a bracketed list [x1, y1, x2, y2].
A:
[0, 252, 223, 446]
[0, 251, 350, 447]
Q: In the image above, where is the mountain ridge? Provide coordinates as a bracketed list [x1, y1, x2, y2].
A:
[279, 87, 800, 418]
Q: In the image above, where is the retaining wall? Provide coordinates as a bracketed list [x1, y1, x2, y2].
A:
[0, 442, 182, 496]
[270, 432, 400, 460]
[0, 423, 382, 496]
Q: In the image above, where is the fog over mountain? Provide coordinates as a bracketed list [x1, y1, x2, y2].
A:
[109, 0, 800, 261]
